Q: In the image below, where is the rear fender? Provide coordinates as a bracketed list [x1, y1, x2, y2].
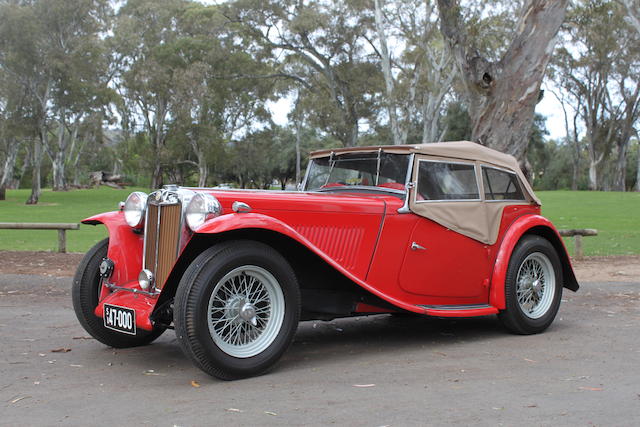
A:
[81, 212, 143, 286]
[489, 215, 579, 310]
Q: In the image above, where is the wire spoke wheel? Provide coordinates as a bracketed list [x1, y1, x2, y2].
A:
[515, 252, 556, 319]
[207, 265, 285, 358]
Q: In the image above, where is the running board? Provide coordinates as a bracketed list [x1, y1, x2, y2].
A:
[417, 304, 498, 317]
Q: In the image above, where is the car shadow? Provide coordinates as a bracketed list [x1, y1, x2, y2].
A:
[85, 313, 568, 379]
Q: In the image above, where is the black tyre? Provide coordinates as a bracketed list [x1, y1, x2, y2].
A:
[72, 238, 165, 348]
[498, 235, 563, 335]
[174, 240, 301, 380]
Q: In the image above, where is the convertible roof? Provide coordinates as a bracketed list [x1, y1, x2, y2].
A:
[310, 140, 540, 206]
[311, 141, 516, 171]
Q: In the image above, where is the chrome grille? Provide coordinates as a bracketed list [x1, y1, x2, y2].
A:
[143, 193, 182, 290]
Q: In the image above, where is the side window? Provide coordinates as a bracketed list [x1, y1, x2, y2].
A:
[416, 160, 479, 201]
[482, 166, 525, 201]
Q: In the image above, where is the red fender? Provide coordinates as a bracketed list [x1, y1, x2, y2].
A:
[82, 211, 144, 286]
[196, 213, 427, 314]
[489, 214, 578, 310]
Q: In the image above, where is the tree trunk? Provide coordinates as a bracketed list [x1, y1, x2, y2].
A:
[51, 151, 66, 191]
[374, 0, 402, 145]
[614, 141, 628, 191]
[437, 0, 568, 161]
[636, 142, 640, 192]
[151, 162, 162, 190]
[26, 136, 44, 205]
[13, 143, 31, 189]
[0, 140, 21, 201]
[588, 159, 599, 191]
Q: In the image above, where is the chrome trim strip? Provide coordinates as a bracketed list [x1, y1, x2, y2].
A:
[397, 153, 415, 213]
[154, 200, 161, 281]
[301, 159, 312, 191]
[104, 282, 160, 296]
[418, 304, 492, 311]
[142, 200, 149, 270]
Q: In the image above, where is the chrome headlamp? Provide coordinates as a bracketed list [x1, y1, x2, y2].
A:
[123, 191, 148, 228]
[185, 193, 222, 231]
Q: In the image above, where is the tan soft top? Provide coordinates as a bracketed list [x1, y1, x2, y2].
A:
[310, 141, 540, 244]
[310, 141, 540, 206]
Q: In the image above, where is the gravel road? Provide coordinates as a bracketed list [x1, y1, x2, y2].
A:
[1, 273, 639, 426]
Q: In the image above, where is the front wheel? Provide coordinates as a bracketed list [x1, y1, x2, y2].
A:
[174, 240, 301, 380]
[498, 235, 563, 335]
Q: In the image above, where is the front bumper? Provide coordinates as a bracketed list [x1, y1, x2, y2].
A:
[94, 281, 158, 331]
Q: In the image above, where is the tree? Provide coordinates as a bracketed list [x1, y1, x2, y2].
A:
[553, 0, 640, 190]
[235, 0, 382, 147]
[112, 0, 187, 189]
[371, 0, 454, 145]
[436, 0, 568, 163]
[0, 0, 112, 202]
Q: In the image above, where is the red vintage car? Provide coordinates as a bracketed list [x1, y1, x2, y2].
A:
[73, 141, 578, 380]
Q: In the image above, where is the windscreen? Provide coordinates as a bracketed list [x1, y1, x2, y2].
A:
[305, 152, 410, 192]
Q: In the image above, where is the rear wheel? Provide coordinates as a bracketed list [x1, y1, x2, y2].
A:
[72, 238, 165, 348]
[174, 240, 300, 380]
[498, 235, 563, 335]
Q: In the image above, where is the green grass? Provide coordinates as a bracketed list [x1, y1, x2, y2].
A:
[0, 187, 145, 253]
[539, 191, 640, 256]
[0, 188, 638, 256]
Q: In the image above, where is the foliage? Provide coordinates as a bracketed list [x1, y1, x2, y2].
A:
[0, 0, 639, 196]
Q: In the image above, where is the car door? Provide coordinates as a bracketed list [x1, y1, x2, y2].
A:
[399, 157, 491, 299]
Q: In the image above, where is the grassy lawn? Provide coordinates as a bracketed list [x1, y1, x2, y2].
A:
[539, 191, 640, 256]
[0, 187, 144, 253]
[0, 188, 638, 256]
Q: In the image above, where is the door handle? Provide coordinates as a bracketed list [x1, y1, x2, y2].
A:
[411, 242, 426, 251]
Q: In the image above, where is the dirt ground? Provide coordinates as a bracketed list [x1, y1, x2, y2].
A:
[1, 250, 638, 283]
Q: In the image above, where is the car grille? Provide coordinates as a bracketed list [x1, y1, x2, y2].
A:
[144, 198, 182, 290]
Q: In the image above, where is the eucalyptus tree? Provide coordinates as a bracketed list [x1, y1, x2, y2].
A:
[234, 0, 383, 147]
[0, 0, 112, 202]
[169, 1, 274, 187]
[0, 1, 51, 203]
[41, 0, 112, 191]
[554, 0, 640, 190]
[435, 0, 568, 163]
[111, 0, 189, 189]
[371, 0, 455, 145]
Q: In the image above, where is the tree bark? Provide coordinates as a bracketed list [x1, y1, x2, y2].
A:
[374, 0, 402, 145]
[0, 140, 21, 201]
[636, 142, 640, 192]
[26, 135, 44, 205]
[436, 0, 568, 161]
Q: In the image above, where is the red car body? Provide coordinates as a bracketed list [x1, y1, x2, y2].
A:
[75, 141, 578, 379]
[84, 169, 577, 332]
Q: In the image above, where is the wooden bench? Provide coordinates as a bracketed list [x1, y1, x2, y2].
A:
[0, 222, 80, 253]
[558, 228, 598, 258]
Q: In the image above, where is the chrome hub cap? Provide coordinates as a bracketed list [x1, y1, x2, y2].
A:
[516, 252, 556, 319]
[207, 265, 285, 358]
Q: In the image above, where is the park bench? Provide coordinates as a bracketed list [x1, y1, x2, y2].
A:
[558, 228, 598, 258]
[0, 222, 80, 253]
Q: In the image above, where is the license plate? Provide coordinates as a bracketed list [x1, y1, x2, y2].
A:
[103, 304, 136, 335]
